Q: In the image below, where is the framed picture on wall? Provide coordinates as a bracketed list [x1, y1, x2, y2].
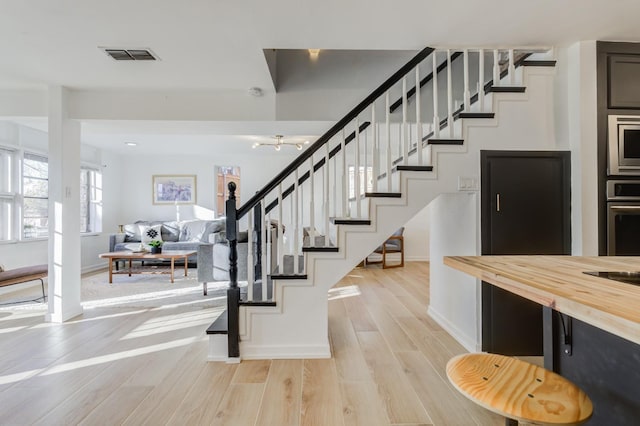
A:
[152, 175, 197, 205]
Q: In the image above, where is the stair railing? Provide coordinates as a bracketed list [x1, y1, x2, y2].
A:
[223, 46, 552, 358]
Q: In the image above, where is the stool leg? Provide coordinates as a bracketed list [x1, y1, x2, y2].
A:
[505, 418, 518, 426]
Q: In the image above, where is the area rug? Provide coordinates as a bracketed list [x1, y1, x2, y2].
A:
[0, 269, 240, 311]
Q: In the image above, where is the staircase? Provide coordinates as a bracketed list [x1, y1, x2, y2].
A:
[207, 46, 557, 361]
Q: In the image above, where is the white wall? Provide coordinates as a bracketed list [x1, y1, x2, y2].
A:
[428, 193, 479, 351]
[117, 150, 298, 224]
[404, 206, 430, 261]
[562, 41, 599, 255]
[428, 65, 566, 351]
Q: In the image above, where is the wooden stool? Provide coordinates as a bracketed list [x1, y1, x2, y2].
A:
[446, 353, 593, 425]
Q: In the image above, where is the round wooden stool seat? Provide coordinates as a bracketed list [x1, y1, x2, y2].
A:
[446, 353, 593, 425]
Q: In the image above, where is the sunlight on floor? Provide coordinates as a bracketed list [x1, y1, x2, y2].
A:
[81, 284, 223, 309]
[121, 307, 224, 340]
[328, 285, 361, 300]
[0, 336, 201, 386]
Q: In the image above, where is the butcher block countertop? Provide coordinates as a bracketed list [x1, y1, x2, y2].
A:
[444, 256, 640, 346]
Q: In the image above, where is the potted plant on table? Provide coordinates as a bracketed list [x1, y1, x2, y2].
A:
[148, 240, 163, 254]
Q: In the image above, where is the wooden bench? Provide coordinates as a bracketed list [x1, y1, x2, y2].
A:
[447, 353, 593, 425]
[0, 264, 48, 302]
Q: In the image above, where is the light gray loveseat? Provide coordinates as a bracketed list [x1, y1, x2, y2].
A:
[108, 219, 248, 284]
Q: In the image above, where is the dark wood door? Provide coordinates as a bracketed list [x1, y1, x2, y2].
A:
[481, 151, 571, 355]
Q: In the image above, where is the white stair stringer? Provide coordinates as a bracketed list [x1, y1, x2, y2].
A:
[236, 170, 455, 360]
[208, 61, 558, 361]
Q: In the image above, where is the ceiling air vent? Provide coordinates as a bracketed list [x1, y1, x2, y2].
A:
[102, 48, 158, 61]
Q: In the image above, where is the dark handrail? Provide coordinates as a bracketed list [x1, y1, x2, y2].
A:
[236, 46, 435, 219]
[389, 51, 463, 113]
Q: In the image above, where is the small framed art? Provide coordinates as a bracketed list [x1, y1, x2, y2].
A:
[152, 175, 197, 205]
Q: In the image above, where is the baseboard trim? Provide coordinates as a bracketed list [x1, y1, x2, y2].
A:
[427, 305, 480, 352]
[405, 256, 429, 262]
[239, 343, 331, 360]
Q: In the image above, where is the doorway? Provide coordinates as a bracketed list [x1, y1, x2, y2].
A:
[480, 150, 571, 355]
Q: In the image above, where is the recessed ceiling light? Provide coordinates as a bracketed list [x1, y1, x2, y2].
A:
[124, 142, 137, 147]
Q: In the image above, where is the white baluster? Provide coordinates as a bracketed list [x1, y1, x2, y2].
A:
[277, 183, 283, 272]
[261, 199, 267, 300]
[386, 91, 392, 191]
[324, 143, 330, 247]
[508, 49, 515, 85]
[433, 51, 440, 138]
[371, 103, 378, 192]
[332, 139, 337, 217]
[416, 66, 422, 165]
[402, 77, 408, 165]
[293, 169, 299, 274]
[463, 49, 470, 111]
[493, 49, 500, 87]
[247, 209, 254, 301]
[341, 129, 348, 218]
[363, 120, 368, 194]
[447, 49, 453, 138]
[355, 118, 361, 218]
[479, 49, 485, 112]
[308, 157, 314, 240]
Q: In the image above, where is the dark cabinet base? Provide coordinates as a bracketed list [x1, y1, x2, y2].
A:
[545, 308, 640, 425]
[482, 282, 543, 355]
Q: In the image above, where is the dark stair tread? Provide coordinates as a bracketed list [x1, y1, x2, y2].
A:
[269, 273, 308, 280]
[206, 310, 228, 335]
[330, 218, 372, 225]
[457, 112, 495, 119]
[394, 165, 433, 172]
[485, 86, 526, 93]
[302, 246, 340, 252]
[239, 300, 276, 307]
[364, 192, 402, 198]
[427, 139, 464, 145]
[521, 60, 557, 67]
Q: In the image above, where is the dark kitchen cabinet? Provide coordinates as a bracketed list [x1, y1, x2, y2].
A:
[480, 150, 571, 355]
[608, 54, 640, 109]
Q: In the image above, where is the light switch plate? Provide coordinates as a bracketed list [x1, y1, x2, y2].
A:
[458, 176, 479, 191]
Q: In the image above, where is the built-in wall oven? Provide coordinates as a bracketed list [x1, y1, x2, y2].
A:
[608, 115, 640, 175]
[607, 180, 640, 255]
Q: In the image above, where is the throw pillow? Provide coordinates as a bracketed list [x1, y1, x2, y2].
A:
[0, 265, 4, 272]
[140, 224, 163, 245]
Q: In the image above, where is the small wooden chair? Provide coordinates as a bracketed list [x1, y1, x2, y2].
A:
[446, 353, 592, 426]
[365, 227, 404, 269]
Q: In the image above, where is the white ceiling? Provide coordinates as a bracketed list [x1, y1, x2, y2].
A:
[2, 0, 640, 154]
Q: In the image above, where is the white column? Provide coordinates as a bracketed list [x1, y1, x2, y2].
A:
[46, 86, 83, 323]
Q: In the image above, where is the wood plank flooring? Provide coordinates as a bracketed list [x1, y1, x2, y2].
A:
[0, 262, 502, 425]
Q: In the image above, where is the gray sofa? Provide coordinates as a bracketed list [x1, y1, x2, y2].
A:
[108, 218, 248, 283]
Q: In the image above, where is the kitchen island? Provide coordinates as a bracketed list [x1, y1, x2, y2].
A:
[444, 255, 640, 425]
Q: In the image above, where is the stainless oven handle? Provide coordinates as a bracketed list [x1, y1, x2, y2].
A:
[610, 205, 640, 211]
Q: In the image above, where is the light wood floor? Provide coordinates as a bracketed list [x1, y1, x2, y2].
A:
[0, 262, 502, 425]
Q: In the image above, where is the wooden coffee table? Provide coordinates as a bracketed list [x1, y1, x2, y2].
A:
[99, 250, 197, 283]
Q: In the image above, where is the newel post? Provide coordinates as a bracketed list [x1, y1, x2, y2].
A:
[226, 182, 240, 358]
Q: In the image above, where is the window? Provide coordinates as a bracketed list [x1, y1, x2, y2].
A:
[80, 167, 102, 233]
[348, 165, 373, 199]
[1, 150, 103, 241]
[0, 148, 16, 241]
[22, 153, 48, 239]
